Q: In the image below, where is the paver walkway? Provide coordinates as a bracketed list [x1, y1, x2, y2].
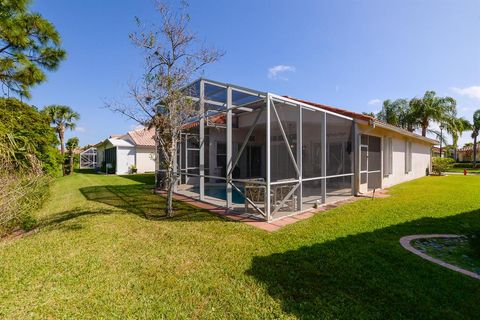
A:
[156, 188, 389, 231]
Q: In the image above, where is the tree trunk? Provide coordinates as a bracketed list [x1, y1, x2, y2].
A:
[69, 153, 74, 175]
[474, 137, 477, 168]
[59, 129, 65, 155]
[59, 129, 66, 175]
[165, 166, 174, 218]
[421, 124, 427, 137]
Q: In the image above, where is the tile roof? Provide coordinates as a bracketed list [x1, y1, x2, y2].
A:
[127, 127, 156, 147]
[458, 143, 480, 152]
[285, 96, 374, 122]
[182, 114, 226, 130]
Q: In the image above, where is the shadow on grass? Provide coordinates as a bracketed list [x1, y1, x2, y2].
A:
[79, 184, 223, 222]
[248, 211, 480, 319]
[118, 173, 155, 185]
[74, 168, 97, 174]
[39, 207, 116, 229]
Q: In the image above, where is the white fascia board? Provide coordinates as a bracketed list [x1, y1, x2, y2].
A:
[374, 121, 438, 145]
[108, 138, 135, 148]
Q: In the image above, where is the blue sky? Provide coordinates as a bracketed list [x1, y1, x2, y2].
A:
[30, 0, 480, 146]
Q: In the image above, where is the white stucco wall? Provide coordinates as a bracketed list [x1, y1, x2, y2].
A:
[358, 124, 432, 189]
[382, 136, 431, 188]
[116, 147, 135, 174]
[135, 147, 156, 173]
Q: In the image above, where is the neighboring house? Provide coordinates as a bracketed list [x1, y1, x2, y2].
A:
[157, 78, 437, 221]
[431, 146, 446, 158]
[79, 147, 97, 169]
[457, 144, 479, 162]
[95, 128, 156, 174]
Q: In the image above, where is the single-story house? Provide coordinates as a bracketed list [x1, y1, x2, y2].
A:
[96, 128, 156, 174]
[431, 146, 446, 158]
[457, 143, 479, 162]
[158, 78, 437, 221]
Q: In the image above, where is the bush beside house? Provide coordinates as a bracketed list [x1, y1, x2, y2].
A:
[431, 157, 454, 175]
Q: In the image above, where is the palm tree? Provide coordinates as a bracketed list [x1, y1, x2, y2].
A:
[409, 91, 457, 137]
[472, 110, 480, 168]
[376, 99, 418, 132]
[66, 137, 79, 175]
[42, 105, 80, 155]
[445, 116, 472, 161]
[377, 100, 400, 126]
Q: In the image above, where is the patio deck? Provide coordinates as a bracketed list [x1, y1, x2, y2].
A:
[156, 187, 389, 231]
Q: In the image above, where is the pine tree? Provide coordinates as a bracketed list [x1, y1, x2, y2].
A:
[0, 0, 66, 98]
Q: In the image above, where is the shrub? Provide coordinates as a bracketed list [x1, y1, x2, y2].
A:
[0, 119, 53, 235]
[452, 162, 474, 168]
[431, 158, 454, 175]
[0, 158, 51, 236]
[0, 98, 61, 175]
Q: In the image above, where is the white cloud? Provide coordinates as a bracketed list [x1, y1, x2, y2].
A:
[451, 86, 480, 100]
[75, 126, 86, 133]
[368, 99, 382, 106]
[267, 65, 296, 80]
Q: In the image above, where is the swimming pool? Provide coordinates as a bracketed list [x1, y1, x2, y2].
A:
[191, 185, 245, 204]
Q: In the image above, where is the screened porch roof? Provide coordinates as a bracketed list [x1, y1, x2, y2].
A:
[182, 78, 437, 145]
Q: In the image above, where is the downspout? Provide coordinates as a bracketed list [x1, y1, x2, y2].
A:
[353, 120, 360, 196]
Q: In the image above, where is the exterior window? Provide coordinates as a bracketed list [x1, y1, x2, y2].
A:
[405, 141, 412, 173]
[383, 137, 393, 177]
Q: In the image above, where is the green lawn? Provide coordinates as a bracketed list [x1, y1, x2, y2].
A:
[1, 172, 480, 319]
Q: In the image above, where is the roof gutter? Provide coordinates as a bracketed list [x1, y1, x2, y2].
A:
[373, 120, 438, 145]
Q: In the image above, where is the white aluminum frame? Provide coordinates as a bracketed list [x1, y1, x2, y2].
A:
[172, 78, 357, 221]
[79, 147, 97, 169]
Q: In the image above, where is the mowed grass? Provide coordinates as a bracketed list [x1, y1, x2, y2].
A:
[1, 172, 480, 319]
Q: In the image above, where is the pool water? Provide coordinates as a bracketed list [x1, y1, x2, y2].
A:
[191, 186, 245, 204]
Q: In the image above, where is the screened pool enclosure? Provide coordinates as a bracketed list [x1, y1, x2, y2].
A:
[80, 147, 97, 169]
[171, 79, 358, 221]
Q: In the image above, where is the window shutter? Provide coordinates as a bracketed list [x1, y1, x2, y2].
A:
[383, 137, 389, 177]
[383, 137, 393, 177]
[408, 142, 412, 172]
[405, 141, 412, 173]
[388, 138, 393, 175]
[405, 141, 409, 174]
